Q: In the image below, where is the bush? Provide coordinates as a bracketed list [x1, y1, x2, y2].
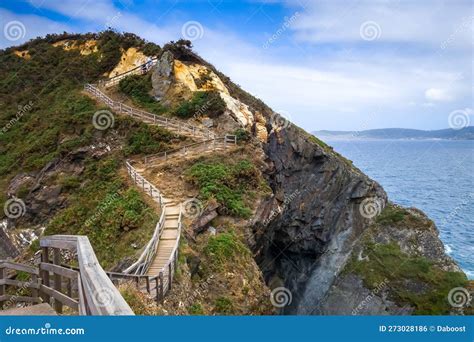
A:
[233, 128, 250, 143]
[214, 296, 234, 314]
[174, 91, 226, 119]
[118, 75, 167, 115]
[204, 231, 248, 266]
[185, 159, 259, 217]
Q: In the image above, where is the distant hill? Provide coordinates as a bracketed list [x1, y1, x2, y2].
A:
[313, 127, 474, 140]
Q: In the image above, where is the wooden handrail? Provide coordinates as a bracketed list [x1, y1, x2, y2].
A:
[40, 235, 134, 315]
[143, 134, 237, 165]
[84, 83, 215, 140]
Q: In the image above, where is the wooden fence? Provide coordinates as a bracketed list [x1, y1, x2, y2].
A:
[84, 84, 215, 140]
[144, 135, 237, 165]
[99, 57, 158, 88]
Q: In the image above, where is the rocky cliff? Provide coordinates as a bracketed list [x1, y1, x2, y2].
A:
[1, 34, 468, 315]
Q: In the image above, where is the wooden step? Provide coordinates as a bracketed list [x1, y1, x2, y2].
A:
[0, 303, 57, 316]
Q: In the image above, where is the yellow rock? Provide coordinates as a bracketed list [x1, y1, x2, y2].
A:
[109, 47, 149, 78]
[52, 39, 98, 55]
[13, 50, 30, 59]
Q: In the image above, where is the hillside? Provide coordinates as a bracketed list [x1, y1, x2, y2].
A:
[314, 127, 474, 140]
[0, 32, 469, 316]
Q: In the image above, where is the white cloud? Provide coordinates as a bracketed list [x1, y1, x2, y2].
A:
[424, 88, 453, 102]
[27, 0, 176, 43]
[0, 9, 74, 48]
[288, 0, 472, 49]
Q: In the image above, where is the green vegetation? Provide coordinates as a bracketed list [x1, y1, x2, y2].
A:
[121, 118, 178, 155]
[0, 32, 169, 268]
[118, 74, 167, 115]
[376, 204, 433, 229]
[347, 242, 467, 315]
[204, 231, 249, 266]
[233, 128, 251, 143]
[188, 303, 204, 315]
[46, 154, 158, 269]
[174, 91, 226, 119]
[214, 296, 234, 314]
[185, 158, 260, 218]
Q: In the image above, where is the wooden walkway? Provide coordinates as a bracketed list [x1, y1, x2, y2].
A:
[87, 59, 238, 302]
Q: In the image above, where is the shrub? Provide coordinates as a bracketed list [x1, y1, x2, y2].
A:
[185, 159, 259, 217]
[214, 296, 234, 314]
[204, 231, 248, 265]
[118, 75, 167, 115]
[174, 91, 226, 119]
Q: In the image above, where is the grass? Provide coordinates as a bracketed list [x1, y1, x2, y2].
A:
[376, 204, 433, 229]
[214, 296, 234, 314]
[188, 303, 204, 315]
[174, 91, 226, 119]
[185, 158, 260, 218]
[347, 241, 468, 314]
[118, 74, 168, 115]
[204, 231, 249, 266]
[45, 154, 158, 269]
[0, 33, 179, 269]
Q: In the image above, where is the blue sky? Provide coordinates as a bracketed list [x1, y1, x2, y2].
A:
[0, 0, 472, 131]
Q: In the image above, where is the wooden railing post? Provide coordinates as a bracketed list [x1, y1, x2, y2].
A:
[53, 248, 63, 313]
[31, 274, 39, 303]
[0, 266, 4, 309]
[41, 247, 50, 303]
[146, 277, 150, 294]
[168, 264, 172, 291]
[158, 272, 164, 303]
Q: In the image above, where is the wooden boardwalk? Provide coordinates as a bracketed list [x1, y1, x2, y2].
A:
[88, 60, 237, 301]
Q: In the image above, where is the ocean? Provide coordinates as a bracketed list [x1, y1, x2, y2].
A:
[325, 139, 474, 279]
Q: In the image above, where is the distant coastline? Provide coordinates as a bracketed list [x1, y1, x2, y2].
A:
[313, 127, 474, 141]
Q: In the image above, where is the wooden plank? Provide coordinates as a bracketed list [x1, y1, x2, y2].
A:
[40, 236, 78, 251]
[1, 261, 38, 275]
[40, 263, 78, 279]
[0, 294, 41, 303]
[40, 247, 50, 303]
[53, 248, 63, 314]
[40, 285, 78, 310]
[0, 278, 40, 289]
[0, 267, 4, 309]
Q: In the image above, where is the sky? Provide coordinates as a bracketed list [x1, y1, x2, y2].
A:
[0, 0, 472, 131]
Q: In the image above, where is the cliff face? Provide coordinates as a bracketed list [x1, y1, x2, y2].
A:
[252, 124, 387, 314]
[146, 46, 467, 315]
[2, 35, 467, 315]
